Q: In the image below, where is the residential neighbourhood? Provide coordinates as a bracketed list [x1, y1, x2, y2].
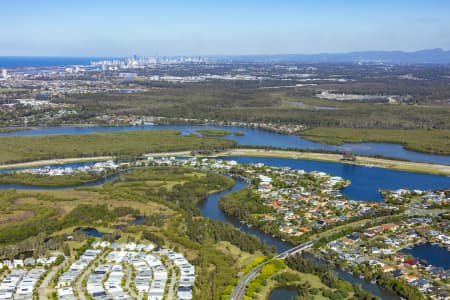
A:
[382, 188, 449, 209]
[23, 160, 119, 176]
[157, 157, 449, 299]
[2, 2, 450, 299]
[56, 242, 195, 300]
[177, 158, 393, 242]
[0, 240, 195, 300]
[0, 256, 60, 300]
[324, 217, 450, 299]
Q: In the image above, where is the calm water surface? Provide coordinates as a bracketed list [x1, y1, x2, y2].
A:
[220, 156, 450, 202]
[81, 228, 106, 237]
[1, 125, 449, 164]
[402, 243, 450, 269]
[1, 156, 446, 299]
[268, 287, 299, 300]
[199, 178, 291, 253]
[201, 177, 400, 300]
[0, 56, 105, 68]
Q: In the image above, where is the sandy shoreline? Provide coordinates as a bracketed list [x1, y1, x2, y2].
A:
[0, 149, 449, 176]
[223, 149, 450, 176]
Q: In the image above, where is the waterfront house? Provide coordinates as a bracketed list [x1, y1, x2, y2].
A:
[382, 265, 395, 272]
[380, 223, 399, 232]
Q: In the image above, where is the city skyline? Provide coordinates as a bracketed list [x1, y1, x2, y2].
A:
[1, 0, 450, 56]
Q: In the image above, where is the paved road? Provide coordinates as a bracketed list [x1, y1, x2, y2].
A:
[230, 213, 409, 299]
[38, 259, 68, 300]
[230, 241, 314, 300]
[75, 253, 106, 300]
[75, 263, 94, 300]
[166, 266, 177, 300]
[124, 263, 138, 299]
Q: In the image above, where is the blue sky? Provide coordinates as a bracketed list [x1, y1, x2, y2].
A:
[1, 0, 450, 56]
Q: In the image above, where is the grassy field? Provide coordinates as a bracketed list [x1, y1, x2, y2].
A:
[300, 127, 450, 155]
[0, 167, 229, 243]
[258, 269, 330, 300]
[215, 241, 264, 269]
[0, 166, 266, 299]
[0, 130, 236, 164]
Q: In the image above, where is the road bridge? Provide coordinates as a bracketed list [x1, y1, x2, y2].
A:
[230, 241, 314, 300]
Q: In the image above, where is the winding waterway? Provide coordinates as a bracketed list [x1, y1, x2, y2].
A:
[200, 178, 401, 300]
[1, 156, 449, 299]
[1, 125, 450, 164]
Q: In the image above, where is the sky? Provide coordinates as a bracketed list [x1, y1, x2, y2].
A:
[1, 0, 450, 56]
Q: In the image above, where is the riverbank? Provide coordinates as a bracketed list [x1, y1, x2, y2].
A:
[0, 156, 112, 170]
[0, 151, 196, 170]
[221, 149, 450, 176]
[2, 124, 450, 164]
[0, 130, 236, 164]
[0, 127, 30, 133]
[299, 128, 450, 156]
[0, 166, 124, 187]
[0, 148, 449, 176]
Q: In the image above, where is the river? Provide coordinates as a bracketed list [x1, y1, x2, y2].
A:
[198, 178, 290, 253]
[402, 243, 450, 269]
[2, 156, 449, 299]
[219, 156, 450, 202]
[1, 125, 449, 164]
[200, 178, 401, 300]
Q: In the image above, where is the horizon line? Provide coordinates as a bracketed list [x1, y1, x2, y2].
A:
[0, 48, 448, 58]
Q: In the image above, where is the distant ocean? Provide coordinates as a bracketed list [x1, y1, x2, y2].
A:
[0, 56, 109, 68]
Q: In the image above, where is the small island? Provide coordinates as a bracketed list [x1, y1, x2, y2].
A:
[196, 129, 230, 137]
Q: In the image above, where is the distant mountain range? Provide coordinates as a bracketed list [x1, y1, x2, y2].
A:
[219, 48, 450, 64]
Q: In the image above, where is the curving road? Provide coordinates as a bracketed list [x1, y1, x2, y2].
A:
[230, 241, 314, 300]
